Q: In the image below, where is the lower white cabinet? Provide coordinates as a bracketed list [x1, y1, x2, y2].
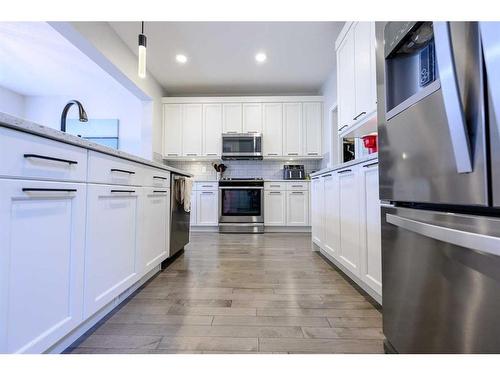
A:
[286, 190, 309, 226]
[0, 179, 86, 353]
[84, 184, 141, 318]
[311, 159, 381, 300]
[196, 190, 218, 225]
[141, 187, 170, 275]
[264, 190, 286, 226]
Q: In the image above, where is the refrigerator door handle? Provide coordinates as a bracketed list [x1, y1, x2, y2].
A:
[386, 213, 500, 257]
[480, 22, 500, 137]
[433, 22, 473, 174]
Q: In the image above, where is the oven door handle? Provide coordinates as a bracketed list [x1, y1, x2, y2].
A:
[219, 186, 264, 190]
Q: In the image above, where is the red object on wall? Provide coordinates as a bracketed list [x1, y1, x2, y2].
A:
[362, 135, 378, 154]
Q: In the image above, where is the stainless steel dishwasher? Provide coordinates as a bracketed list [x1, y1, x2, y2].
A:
[162, 173, 190, 268]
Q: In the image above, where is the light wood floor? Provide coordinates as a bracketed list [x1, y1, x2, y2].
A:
[68, 233, 384, 354]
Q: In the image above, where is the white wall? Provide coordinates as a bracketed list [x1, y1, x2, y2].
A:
[51, 22, 166, 161]
[0, 85, 25, 118]
[320, 69, 338, 169]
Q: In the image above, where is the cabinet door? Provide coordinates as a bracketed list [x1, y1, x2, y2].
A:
[222, 103, 242, 133]
[0, 179, 85, 353]
[338, 167, 361, 275]
[354, 22, 375, 122]
[359, 162, 382, 294]
[182, 104, 203, 157]
[203, 104, 222, 157]
[286, 190, 309, 226]
[163, 104, 183, 157]
[190, 189, 198, 226]
[242, 103, 263, 133]
[323, 173, 340, 258]
[311, 177, 324, 245]
[197, 190, 218, 225]
[84, 185, 141, 318]
[262, 103, 283, 157]
[283, 103, 303, 156]
[303, 102, 322, 157]
[141, 188, 170, 275]
[337, 30, 356, 131]
[264, 190, 286, 226]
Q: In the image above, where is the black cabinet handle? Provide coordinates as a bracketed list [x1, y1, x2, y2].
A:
[321, 174, 332, 177]
[110, 168, 135, 175]
[22, 188, 77, 193]
[153, 176, 167, 180]
[110, 189, 136, 193]
[24, 154, 78, 165]
[312, 177, 319, 180]
[363, 161, 379, 168]
[338, 125, 348, 132]
[153, 190, 168, 193]
[353, 111, 367, 121]
[337, 169, 352, 174]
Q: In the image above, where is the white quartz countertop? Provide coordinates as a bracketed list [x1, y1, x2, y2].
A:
[310, 153, 378, 177]
[0, 112, 192, 177]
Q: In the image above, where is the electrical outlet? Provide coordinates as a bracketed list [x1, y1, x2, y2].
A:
[202, 166, 207, 173]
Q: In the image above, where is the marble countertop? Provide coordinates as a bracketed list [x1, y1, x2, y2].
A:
[0, 112, 192, 177]
[310, 153, 378, 177]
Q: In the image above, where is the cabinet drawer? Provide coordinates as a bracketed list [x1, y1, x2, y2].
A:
[88, 151, 143, 186]
[264, 181, 286, 191]
[0, 127, 87, 182]
[287, 181, 309, 191]
[195, 181, 218, 191]
[143, 167, 170, 188]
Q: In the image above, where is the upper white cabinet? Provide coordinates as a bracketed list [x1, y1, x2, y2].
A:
[336, 22, 377, 132]
[182, 104, 203, 157]
[203, 104, 222, 157]
[163, 104, 183, 157]
[262, 103, 283, 157]
[283, 102, 303, 157]
[303, 102, 322, 157]
[0, 179, 86, 353]
[223, 103, 243, 133]
[242, 103, 263, 133]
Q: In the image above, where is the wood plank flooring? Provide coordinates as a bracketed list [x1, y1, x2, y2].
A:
[67, 233, 383, 354]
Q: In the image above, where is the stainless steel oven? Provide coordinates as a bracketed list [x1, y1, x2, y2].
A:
[221, 133, 262, 160]
[218, 178, 264, 233]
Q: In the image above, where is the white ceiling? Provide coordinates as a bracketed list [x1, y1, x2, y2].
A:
[109, 22, 344, 96]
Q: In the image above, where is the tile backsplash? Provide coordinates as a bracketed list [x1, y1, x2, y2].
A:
[165, 159, 322, 180]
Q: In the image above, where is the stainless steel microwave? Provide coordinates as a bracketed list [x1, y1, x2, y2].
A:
[221, 133, 262, 160]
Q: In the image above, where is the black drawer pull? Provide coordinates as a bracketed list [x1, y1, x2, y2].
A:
[337, 169, 352, 174]
[22, 188, 77, 193]
[353, 111, 367, 121]
[153, 190, 168, 193]
[110, 189, 136, 193]
[363, 162, 379, 168]
[338, 125, 348, 132]
[110, 168, 135, 175]
[153, 176, 167, 180]
[24, 154, 78, 165]
[321, 174, 332, 177]
[312, 177, 319, 180]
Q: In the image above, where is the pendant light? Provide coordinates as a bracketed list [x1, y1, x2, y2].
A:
[138, 21, 147, 78]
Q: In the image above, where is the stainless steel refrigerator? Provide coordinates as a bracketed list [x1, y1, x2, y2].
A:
[377, 21, 500, 353]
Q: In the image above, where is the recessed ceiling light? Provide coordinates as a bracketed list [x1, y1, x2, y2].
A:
[255, 52, 267, 63]
[176, 54, 188, 64]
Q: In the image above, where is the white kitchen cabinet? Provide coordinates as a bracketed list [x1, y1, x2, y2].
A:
[84, 184, 141, 318]
[196, 190, 218, 225]
[311, 177, 324, 245]
[203, 103, 222, 157]
[163, 104, 183, 157]
[0, 179, 86, 353]
[182, 104, 203, 157]
[264, 190, 286, 226]
[283, 103, 303, 156]
[140, 188, 170, 276]
[303, 102, 322, 157]
[322, 172, 340, 258]
[359, 161, 382, 294]
[338, 167, 361, 276]
[262, 103, 283, 157]
[337, 31, 356, 131]
[286, 190, 309, 226]
[190, 189, 198, 226]
[242, 103, 263, 134]
[222, 103, 242, 133]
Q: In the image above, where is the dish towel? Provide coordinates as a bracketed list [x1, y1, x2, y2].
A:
[183, 177, 194, 213]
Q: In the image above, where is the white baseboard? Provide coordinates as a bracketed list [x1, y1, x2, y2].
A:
[191, 225, 219, 232]
[264, 226, 311, 233]
[46, 265, 161, 353]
